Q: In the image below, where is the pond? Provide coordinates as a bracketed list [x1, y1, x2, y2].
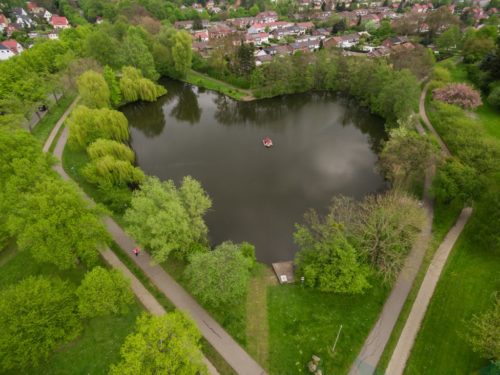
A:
[122, 79, 387, 263]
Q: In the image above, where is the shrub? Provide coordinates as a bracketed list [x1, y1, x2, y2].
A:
[433, 66, 452, 82]
[83, 155, 145, 189]
[77, 266, 134, 318]
[433, 83, 483, 109]
[487, 86, 500, 109]
[87, 138, 135, 163]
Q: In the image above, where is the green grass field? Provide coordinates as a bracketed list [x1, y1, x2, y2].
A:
[185, 70, 254, 101]
[31, 94, 76, 144]
[403, 60, 500, 374]
[0, 246, 142, 375]
[268, 280, 390, 375]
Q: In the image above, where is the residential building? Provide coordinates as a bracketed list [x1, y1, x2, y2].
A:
[0, 44, 15, 60]
[50, 15, 70, 29]
[1, 39, 24, 55]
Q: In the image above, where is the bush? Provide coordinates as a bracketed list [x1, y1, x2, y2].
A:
[487, 86, 500, 109]
[433, 83, 483, 109]
[83, 155, 145, 189]
[77, 266, 134, 318]
[433, 66, 452, 82]
[87, 138, 135, 162]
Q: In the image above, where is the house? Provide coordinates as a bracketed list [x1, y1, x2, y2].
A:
[412, 3, 433, 13]
[368, 46, 390, 57]
[382, 35, 408, 48]
[5, 24, 21, 36]
[325, 33, 360, 48]
[297, 22, 315, 31]
[1, 39, 24, 55]
[255, 54, 272, 66]
[0, 44, 15, 60]
[271, 25, 303, 39]
[174, 20, 209, 30]
[50, 15, 70, 29]
[193, 29, 209, 42]
[12, 7, 36, 28]
[207, 24, 233, 39]
[312, 28, 331, 38]
[265, 44, 293, 56]
[0, 13, 9, 32]
[27, 2, 52, 21]
[244, 32, 270, 45]
[255, 11, 278, 23]
[192, 3, 203, 12]
[226, 17, 256, 29]
[192, 41, 212, 57]
[291, 39, 320, 53]
[248, 21, 293, 34]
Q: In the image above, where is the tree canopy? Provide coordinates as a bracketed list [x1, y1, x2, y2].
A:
[185, 241, 253, 308]
[124, 176, 211, 262]
[0, 276, 81, 371]
[119, 66, 167, 103]
[76, 266, 134, 318]
[77, 70, 111, 109]
[110, 312, 207, 375]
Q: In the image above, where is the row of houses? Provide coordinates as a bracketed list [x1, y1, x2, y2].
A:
[0, 2, 70, 36]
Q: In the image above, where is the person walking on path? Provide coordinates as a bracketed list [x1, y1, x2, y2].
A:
[133, 247, 141, 257]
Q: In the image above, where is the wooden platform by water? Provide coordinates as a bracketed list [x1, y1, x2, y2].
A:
[271, 261, 295, 284]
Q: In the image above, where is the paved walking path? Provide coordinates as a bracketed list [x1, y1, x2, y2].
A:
[349, 82, 461, 375]
[386, 207, 472, 375]
[42, 97, 79, 153]
[348, 172, 434, 375]
[419, 82, 451, 157]
[46, 107, 266, 375]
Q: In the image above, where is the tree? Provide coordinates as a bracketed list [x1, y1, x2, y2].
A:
[110, 312, 207, 375]
[0, 276, 81, 371]
[124, 176, 211, 262]
[119, 66, 167, 103]
[83, 30, 122, 69]
[77, 266, 134, 318]
[121, 30, 159, 80]
[77, 70, 111, 109]
[103, 66, 122, 107]
[467, 293, 500, 360]
[87, 138, 135, 162]
[331, 18, 346, 34]
[380, 126, 438, 189]
[294, 210, 371, 293]
[431, 158, 484, 204]
[83, 155, 145, 188]
[487, 86, 500, 109]
[389, 44, 435, 80]
[436, 25, 462, 52]
[233, 42, 255, 76]
[185, 241, 252, 308]
[156, 28, 193, 79]
[192, 13, 203, 30]
[425, 7, 458, 41]
[433, 83, 483, 109]
[68, 105, 129, 147]
[5, 177, 109, 269]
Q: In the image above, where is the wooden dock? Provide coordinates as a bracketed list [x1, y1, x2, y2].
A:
[272, 261, 295, 284]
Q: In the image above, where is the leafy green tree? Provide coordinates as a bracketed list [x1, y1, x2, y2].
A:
[121, 30, 159, 80]
[77, 70, 111, 109]
[103, 66, 122, 107]
[156, 28, 193, 78]
[5, 177, 109, 269]
[185, 241, 252, 308]
[431, 158, 484, 204]
[436, 25, 462, 52]
[83, 155, 145, 189]
[68, 105, 129, 147]
[124, 176, 212, 262]
[0, 276, 81, 371]
[83, 30, 122, 68]
[233, 42, 255, 76]
[467, 293, 500, 360]
[77, 266, 134, 318]
[110, 312, 207, 375]
[294, 210, 371, 294]
[119, 66, 167, 103]
[87, 138, 135, 163]
[380, 126, 438, 190]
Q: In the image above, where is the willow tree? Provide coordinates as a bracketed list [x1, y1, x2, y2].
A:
[83, 155, 145, 188]
[103, 66, 122, 107]
[119, 66, 166, 103]
[67, 105, 129, 147]
[87, 138, 135, 163]
[77, 70, 110, 109]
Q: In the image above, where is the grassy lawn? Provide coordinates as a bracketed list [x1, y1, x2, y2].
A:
[0, 246, 142, 375]
[185, 70, 254, 101]
[31, 94, 76, 144]
[402, 60, 500, 374]
[376, 199, 463, 372]
[405, 202, 500, 375]
[268, 279, 390, 375]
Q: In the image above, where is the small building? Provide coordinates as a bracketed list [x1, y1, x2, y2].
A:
[50, 15, 70, 29]
[0, 44, 15, 60]
[382, 35, 408, 48]
[245, 32, 270, 45]
[12, 7, 36, 28]
[1, 39, 24, 55]
[0, 13, 9, 32]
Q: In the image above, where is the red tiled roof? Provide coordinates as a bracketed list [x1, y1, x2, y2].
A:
[0, 14, 8, 24]
[51, 15, 68, 26]
[1, 39, 21, 54]
[27, 2, 38, 11]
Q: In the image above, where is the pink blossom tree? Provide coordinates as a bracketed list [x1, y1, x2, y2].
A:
[433, 83, 483, 110]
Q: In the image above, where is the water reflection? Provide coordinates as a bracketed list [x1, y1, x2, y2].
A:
[122, 79, 387, 263]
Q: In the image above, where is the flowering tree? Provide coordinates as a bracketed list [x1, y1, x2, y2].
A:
[433, 83, 483, 110]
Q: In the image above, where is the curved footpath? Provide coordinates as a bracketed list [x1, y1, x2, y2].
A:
[349, 84, 470, 375]
[44, 104, 265, 375]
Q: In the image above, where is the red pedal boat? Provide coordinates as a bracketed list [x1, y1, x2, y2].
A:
[262, 137, 273, 148]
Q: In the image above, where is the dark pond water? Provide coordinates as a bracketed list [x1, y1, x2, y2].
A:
[122, 79, 387, 263]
